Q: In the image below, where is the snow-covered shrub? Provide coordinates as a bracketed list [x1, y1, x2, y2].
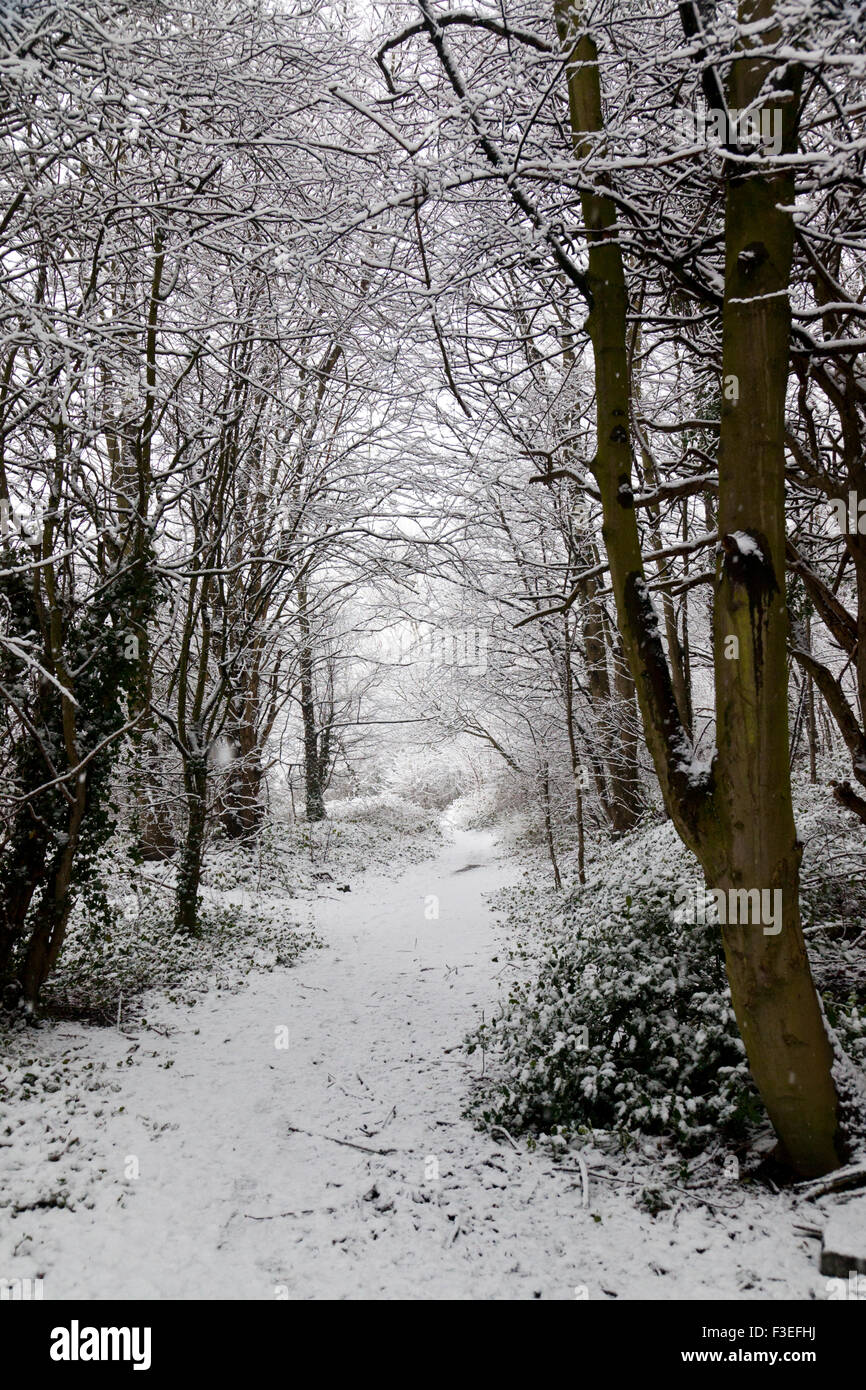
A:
[826, 996, 866, 1071]
[325, 791, 437, 832]
[446, 782, 534, 832]
[197, 795, 442, 895]
[40, 843, 319, 1025]
[201, 822, 299, 894]
[795, 775, 866, 1073]
[302, 794, 445, 875]
[467, 824, 759, 1150]
[380, 747, 472, 810]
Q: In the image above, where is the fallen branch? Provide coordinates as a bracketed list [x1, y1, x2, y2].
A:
[574, 1151, 590, 1207]
[489, 1124, 520, 1152]
[286, 1123, 399, 1156]
[244, 1206, 338, 1221]
[361, 1104, 397, 1138]
[553, 1158, 591, 1206]
[796, 1163, 866, 1202]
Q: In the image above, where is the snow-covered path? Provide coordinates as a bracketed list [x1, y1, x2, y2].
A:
[4, 826, 827, 1300]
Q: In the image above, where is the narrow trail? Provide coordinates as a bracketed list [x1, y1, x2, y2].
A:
[13, 826, 822, 1300]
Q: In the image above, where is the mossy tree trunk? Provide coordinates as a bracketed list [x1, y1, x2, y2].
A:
[553, 0, 842, 1175]
[175, 753, 208, 935]
[297, 578, 327, 823]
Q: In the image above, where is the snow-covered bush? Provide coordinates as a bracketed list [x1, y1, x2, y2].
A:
[795, 775, 866, 1073]
[379, 746, 473, 810]
[467, 824, 759, 1150]
[299, 794, 446, 876]
[200, 822, 300, 894]
[446, 783, 534, 832]
[325, 791, 438, 832]
[41, 893, 319, 1025]
[32, 834, 318, 1025]
[826, 995, 866, 1072]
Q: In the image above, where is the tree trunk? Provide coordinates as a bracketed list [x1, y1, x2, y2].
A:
[221, 754, 265, 840]
[297, 579, 327, 822]
[608, 624, 644, 831]
[175, 756, 207, 934]
[563, 630, 587, 883]
[19, 774, 88, 1008]
[219, 707, 266, 841]
[709, 5, 838, 1174]
[553, 0, 842, 1175]
[541, 761, 563, 890]
[806, 614, 817, 784]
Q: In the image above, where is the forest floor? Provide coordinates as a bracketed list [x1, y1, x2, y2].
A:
[0, 821, 840, 1300]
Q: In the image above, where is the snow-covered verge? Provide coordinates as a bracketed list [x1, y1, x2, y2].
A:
[0, 812, 857, 1300]
[466, 826, 760, 1151]
[467, 780, 866, 1158]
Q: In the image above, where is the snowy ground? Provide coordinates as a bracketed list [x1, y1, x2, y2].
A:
[0, 823, 837, 1300]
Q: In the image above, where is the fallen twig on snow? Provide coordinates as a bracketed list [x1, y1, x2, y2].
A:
[488, 1124, 519, 1152]
[286, 1123, 399, 1156]
[553, 1157, 590, 1206]
[361, 1104, 397, 1138]
[244, 1207, 338, 1220]
[555, 1168, 631, 1184]
[796, 1163, 866, 1202]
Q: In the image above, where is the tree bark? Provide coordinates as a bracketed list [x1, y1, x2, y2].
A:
[19, 774, 88, 1008]
[553, 0, 842, 1175]
[541, 760, 563, 890]
[174, 754, 208, 935]
[297, 578, 327, 822]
